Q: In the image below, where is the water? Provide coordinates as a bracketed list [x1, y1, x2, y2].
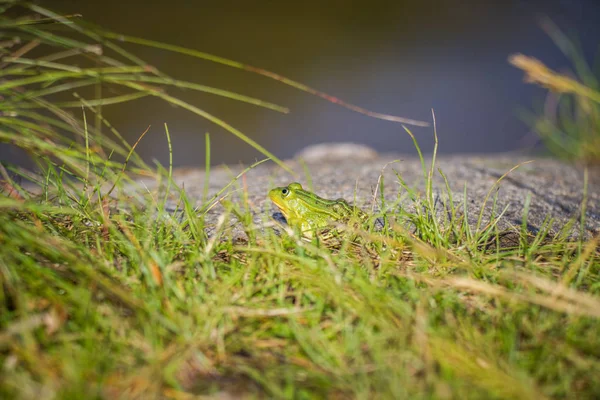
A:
[3, 0, 600, 168]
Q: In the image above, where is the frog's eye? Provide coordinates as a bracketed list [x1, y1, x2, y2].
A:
[281, 188, 289, 196]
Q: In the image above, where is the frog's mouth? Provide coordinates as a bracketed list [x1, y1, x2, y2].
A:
[269, 197, 289, 219]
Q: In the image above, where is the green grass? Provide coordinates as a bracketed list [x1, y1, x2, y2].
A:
[2, 124, 599, 400]
[1, 3, 600, 400]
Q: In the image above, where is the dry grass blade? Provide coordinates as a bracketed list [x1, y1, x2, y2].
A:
[100, 32, 430, 127]
[445, 277, 600, 318]
[509, 54, 600, 103]
[515, 271, 600, 311]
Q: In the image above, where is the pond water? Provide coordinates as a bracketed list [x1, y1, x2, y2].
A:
[4, 0, 600, 167]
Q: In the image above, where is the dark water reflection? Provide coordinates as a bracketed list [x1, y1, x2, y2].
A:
[6, 0, 600, 167]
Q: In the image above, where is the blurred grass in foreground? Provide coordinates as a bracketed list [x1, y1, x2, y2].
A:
[1, 3, 599, 400]
[510, 20, 600, 164]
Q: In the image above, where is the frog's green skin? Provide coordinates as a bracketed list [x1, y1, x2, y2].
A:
[268, 182, 367, 236]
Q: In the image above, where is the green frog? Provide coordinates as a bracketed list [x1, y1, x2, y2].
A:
[268, 182, 368, 237]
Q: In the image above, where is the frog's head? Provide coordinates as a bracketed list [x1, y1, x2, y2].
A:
[268, 182, 304, 219]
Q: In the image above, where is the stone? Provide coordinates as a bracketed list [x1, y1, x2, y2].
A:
[158, 148, 599, 243]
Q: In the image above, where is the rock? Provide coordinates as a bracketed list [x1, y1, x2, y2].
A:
[294, 142, 378, 163]
[153, 152, 600, 242]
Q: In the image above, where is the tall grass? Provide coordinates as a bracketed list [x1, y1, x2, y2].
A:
[1, 3, 599, 400]
[511, 20, 600, 164]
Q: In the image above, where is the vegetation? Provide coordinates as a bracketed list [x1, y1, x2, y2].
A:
[1, 3, 599, 399]
[511, 19, 600, 164]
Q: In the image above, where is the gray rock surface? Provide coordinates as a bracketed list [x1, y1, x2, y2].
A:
[144, 144, 599, 242]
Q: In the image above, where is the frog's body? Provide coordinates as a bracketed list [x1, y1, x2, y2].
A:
[268, 182, 367, 237]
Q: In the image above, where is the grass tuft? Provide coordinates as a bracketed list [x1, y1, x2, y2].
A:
[510, 20, 600, 164]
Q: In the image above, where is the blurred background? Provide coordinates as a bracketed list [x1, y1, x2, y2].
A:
[3, 0, 599, 167]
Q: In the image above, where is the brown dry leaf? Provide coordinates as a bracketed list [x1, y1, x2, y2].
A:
[150, 262, 163, 286]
